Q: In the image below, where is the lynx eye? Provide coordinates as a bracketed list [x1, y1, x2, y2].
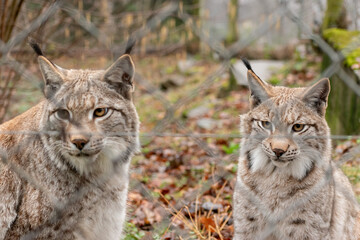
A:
[292, 124, 305, 132]
[55, 109, 70, 120]
[260, 121, 272, 130]
[94, 108, 108, 118]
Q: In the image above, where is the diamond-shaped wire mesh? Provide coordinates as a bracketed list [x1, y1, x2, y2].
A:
[0, 0, 359, 239]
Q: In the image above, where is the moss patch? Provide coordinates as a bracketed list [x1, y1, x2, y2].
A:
[323, 28, 360, 69]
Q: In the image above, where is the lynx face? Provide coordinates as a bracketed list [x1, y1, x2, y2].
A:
[38, 54, 139, 176]
[240, 66, 331, 180]
[234, 60, 360, 240]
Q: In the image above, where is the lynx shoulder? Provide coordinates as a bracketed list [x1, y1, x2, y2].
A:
[233, 59, 360, 240]
[0, 41, 139, 240]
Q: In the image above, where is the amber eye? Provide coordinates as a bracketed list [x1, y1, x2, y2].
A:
[55, 109, 70, 120]
[261, 121, 272, 130]
[94, 108, 108, 118]
[292, 124, 305, 132]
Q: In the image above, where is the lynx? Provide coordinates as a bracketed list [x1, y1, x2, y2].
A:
[0, 40, 139, 240]
[233, 59, 360, 240]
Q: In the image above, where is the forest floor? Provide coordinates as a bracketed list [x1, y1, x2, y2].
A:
[7, 51, 360, 240]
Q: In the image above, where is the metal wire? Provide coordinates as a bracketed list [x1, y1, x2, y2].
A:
[0, 0, 359, 239]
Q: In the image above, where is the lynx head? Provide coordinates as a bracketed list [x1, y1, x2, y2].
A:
[31, 41, 139, 177]
[240, 59, 331, 180]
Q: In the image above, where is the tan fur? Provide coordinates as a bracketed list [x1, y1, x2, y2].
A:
[0, 52, 139, 239]
[233, 69, 360, 239]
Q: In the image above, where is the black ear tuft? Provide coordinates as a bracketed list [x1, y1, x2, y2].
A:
[28, 38, 44, 56]
[241, 58, 253, 71]
[241, 58, 272, 108]
[124, 37, 136, 55]
[241, 58, 263, 84]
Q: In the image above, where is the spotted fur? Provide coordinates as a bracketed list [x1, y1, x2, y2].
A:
[0, 45, 139, 239]
[233, 61, 360, 240]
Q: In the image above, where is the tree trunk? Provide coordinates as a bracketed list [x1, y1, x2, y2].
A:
[225, 0, 238, 45]
[321, 0, 360, 135]
[218, 0, 239, 98]
[324, 57, 360, 134]
[0, 0, 25, 122]
[321, 0, 347, 32]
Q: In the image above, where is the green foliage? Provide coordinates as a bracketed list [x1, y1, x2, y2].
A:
[230, 164, 238, 174]
[151, 233, 163, 240]
[141, 175, 150, 184]
[293, 61, 306, 71]
[342, 165, 360, 185]
[141, 147, 151, 154]
[151, 191, 161, 199]
[175, 176, 188, 188]
[164, 66, 176, 74]
[124, 2, 138, 11]
[323, 28, 360, 69]
[342, 165, 360, 202]
[268, 76, 281, 86]
[123, 222, 145, 240]
[222, 142, 240, 154]
[230, 58, 237, 65]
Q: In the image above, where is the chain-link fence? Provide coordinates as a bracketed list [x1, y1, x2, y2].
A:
[0, 0, 360, 239]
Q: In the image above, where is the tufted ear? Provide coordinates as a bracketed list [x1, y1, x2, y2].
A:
[102, 54, 135, 100]
[242, 59, 272, 109]
[38, 56, 65, 99]
[302, 78, 330, 116]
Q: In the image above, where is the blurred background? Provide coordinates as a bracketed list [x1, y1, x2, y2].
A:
[1, 0, 360, 239]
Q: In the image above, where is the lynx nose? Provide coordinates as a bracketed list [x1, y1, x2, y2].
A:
[71, 138, 89, 150]
[272, 148, 285, 158]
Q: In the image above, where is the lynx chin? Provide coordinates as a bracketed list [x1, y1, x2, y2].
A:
[233, 59, 360, 240]
[0, 40, 139, 240]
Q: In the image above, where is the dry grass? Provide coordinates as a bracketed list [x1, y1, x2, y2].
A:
[160, 181, 233, 240]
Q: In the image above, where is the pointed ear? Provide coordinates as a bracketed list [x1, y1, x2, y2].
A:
[103, 54, 135, 100]
[247, 70, 271, 109]
[38, 56, 64, 99]
[302, 78, 330, 116]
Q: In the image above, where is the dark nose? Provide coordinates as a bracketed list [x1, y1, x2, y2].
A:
[71, 138, 89, 150]
[272, 148, 285, 158]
